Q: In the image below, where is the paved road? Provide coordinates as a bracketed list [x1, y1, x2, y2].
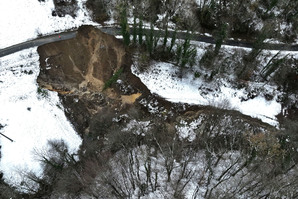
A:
[0, 31, 77, 57]
[138, 28, 298, 51]
[101, 27, 298, 51]
[1, 27, 297, 58]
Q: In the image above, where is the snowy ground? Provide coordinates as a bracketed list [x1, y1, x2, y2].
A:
[0, 48, 82, 190]
[0, 0, 296, 193]
[131, 42, 298, 127]
[132, 61, 281, 126]
[0, 0, 95, 191]
[0, 0, 96, 49]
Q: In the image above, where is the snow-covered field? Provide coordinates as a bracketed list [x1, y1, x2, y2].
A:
[0, 0, 94, 191]
[132, 41, 298, 127]
[132, 61, 281, 126]
[0, 0, 95, 49]
[0, 48, 82, 190]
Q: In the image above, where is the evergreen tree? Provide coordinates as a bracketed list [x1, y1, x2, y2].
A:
[146, 23, 154, 55]
[162, 25, 169, 51]
[138, 17, 143, 45]
[168, 29, 177, 53]
[133, 16, 137, 45]
[153, 30, 161, 51]
[214, 23, 228, 55]
[120, 7, 130, 46]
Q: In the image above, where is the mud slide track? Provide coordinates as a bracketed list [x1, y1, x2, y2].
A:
[1, 26, 297, 58]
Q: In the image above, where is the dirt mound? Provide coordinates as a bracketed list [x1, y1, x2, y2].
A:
[37, 25, 133, 134]
[38, 25, 129, 92]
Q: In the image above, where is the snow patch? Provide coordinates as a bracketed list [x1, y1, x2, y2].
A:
[132, 61, 281, 126]
[176, 117, 204, 142]
[122, 119, 151, 136]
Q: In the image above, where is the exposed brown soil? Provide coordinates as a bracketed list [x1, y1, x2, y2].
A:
[37, 25, 276, 136]
[38, 25, 129, 92]
[37, 25, 132, 134]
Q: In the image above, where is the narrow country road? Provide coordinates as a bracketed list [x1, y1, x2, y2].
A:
[0, 31, 77, 57]
[0, 27, 297, 58]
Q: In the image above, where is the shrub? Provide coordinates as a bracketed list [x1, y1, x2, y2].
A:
[102, 68, 123, 91]
[86, 0, 109, 23]
[37, 87, 49, 98]
[196, 3, 216, 30]
[248, 132, 285, 163]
